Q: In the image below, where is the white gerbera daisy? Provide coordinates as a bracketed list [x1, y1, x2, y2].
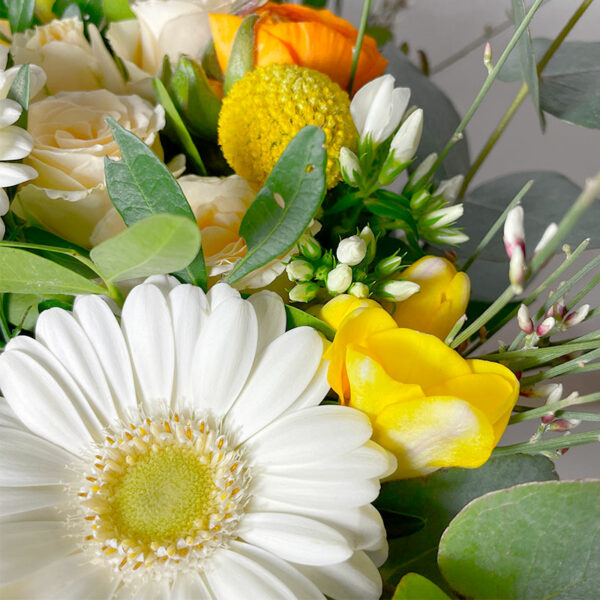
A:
[0, 277, 394, 599]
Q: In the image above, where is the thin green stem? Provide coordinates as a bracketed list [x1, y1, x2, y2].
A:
[520, 347, 600, 386]
[556, 412, 600, 422]
[480, 340, 600, 366]
[510, 392, 600, 424]
[348, 0, 373, 94]
[444, 314, 467, 345]
[566, 270, 600, 311]
[492, 429, 600, 456]
[0, 295, 11, 344]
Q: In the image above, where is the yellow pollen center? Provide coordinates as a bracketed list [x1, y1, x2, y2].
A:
[111, 448, 216, 544]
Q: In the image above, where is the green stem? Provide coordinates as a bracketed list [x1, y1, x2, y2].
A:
[348, 0, 373, 95]
[520, 347, 600, 386]
[510, 392, 600, 424]
[492, 429, 600, 456]
[566, 270, 600, 310]
[0, 294, 11, 344]
[459, 0, 596, 197]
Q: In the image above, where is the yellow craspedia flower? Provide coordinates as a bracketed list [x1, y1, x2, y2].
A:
[320, 295, 519, 480]
[218, 64, 357, 189]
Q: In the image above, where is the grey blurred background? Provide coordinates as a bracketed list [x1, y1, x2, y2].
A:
[337, 0, 600, 477]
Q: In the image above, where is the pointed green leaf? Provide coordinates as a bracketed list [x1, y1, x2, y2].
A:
[90, 214, 201, 283]
[0, 248, 105, 296]
[225, 126, 326, 284]
[224, 14, 258, 95]
[7, 65, 30, 129]
[393, 574, 450, 600]
[8, 0, 34, 33]
[103, 0, 135, 22]
[285, 305, 335, 341]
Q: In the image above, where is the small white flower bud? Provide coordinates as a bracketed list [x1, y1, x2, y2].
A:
[424, 204, 464, 229]
[410, 152, 437, 188]
[326, 264, 353, 295]
[503, 205, 525, 259]
[375, 280, 420, 302]
[339, 147, 361, 186]
[429, 229, 469, 245]
[509, 245, 526, 294]
[435, 175, 464, 204]
[545, 383, 564, 404]
[298, 234, 321, 260]
[286, 259, 314, 283]
[534, 222, 558, 255]
[410, 190, 431, 211]
[359, 226, 377, 264]
[288, 282, 319, 303]
[375, 255, 403, 277]
[348, 282, 369, 298]
[517, 304, 534, 334]
[536, 317, 555, 337]
[337, 235, 367, 266]
[564, 304, 590, 328]
[390, 108, 423, 164]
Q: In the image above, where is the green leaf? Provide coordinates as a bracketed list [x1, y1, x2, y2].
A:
[90, 214, 201, 283]
[438, 480, 600, 600]
[53, 0, 103, 25]
[8, 0, 34, 33]
[225, 126, 326, 284]
[224, 14, 258, 95]
[511, 0, 544, 130]
[7, 293, 41, 330]
[383, 45, 470, 180]
[377, 455, 558, 592]
[0, 248, 105, 296]
[285, 305, 335, 341]
[153, 78, 207, 175]
[104, 118, 207, 289]
[392, 574, 450, 600]
[7, 65, 30, 129]
[103, 0, 135, 21]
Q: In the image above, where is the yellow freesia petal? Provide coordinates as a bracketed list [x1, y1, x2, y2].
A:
[366, 328, 471, 388]
[325, 306, 397, 400]
[345, 345, 424, 420]
[319, 294, 379, 330]
[374, 396, 496, 479]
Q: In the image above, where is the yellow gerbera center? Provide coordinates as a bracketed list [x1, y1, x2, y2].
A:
[218, 64, 357, 189]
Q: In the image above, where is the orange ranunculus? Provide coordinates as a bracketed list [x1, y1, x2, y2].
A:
[209, 2, 387, 94]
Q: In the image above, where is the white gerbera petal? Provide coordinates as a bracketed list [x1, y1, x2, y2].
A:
[248, 290, 287, 355]
[121, 283, 175, 413]
[237, 512, 353, 566]
[0, 521, 78, 585]
[0, 397, 21, 429]
[131, 579, 171, 600]
[0, 98, 22, 128]
[286, 359, 331, 412]
[226, 327, 323, 442]
[171, 571, 213, 600]
[193, 297, 257, 415]
[207, 281, 241, 310]
[0, 486, 66, 518]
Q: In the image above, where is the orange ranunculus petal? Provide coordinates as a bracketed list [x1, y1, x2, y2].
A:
[208, 13, 243, 73]
[346, 345, 425, 421]
[365, 328, 471, 388]
[374, 396, 496, 479]
[254, 27, 297, 67]
[324, 306, 397, 401]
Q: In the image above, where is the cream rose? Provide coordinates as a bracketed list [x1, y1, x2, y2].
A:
[12, 89, 165, 248]
[106, 0, 239, 96]
[11, 18, 126, 95]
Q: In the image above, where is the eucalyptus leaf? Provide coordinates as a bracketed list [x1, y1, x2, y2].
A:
[392, 574, 450, 600]
[7, 65, 30, 129]
[438, 480, 600, 600]
[8, 0, 34, 33]
[285, 305, 335, 341]
[0, 248, 105, 296]
[224, 14, 258, 95]
[225, 126, 326, 284]
[383, 45, 470, 180]
[103, 0, 135, 21]
[90, 214, 201, 283]
[377, 455, 558, 592]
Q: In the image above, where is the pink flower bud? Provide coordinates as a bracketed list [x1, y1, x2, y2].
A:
[552, 299, 567, 320]
[509, 245, 526, 294]
[536, 317, 555, 337]
[564, 304, 590, 328]
[549, 418, 580, 432]
[517, 304, 534, 334]
[541, 414, 554, 424]
[503, 206, 525, 259]
[444, 249, 458, 263]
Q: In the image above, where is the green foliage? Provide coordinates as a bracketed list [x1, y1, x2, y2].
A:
[285, 305, 335, 340]
[7, 293, 42, 330]
[52, 0, 103, 26]
[90, 214, 201, 283]
[224, 14, 258, 95]
[8, 0, 35, 33]
[378, 455, 558, 592]
[392, 574, 450, 600]
[104, 119, 207, 288]
[225, 126, 327, 284]
[438, 481, 600, 599]
[103, 0, 134, 22]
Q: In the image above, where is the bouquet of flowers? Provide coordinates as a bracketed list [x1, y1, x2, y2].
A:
[0, 0, 598, 598]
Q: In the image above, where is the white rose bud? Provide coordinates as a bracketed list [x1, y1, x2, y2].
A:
[289, 282, 319, 303]
[339, 147, 361, 186]
[348, 282, 370, 298]
[286, 259, 314, 283]
[375, 280, 420, 302]
[326, 264, 353, 295]
[337, 235, 367, 266]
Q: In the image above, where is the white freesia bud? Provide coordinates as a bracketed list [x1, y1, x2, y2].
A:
[288, 282, 319, 303]
[533, 222, 558, 255]
[339, 147, 361, 186]
[350, 74, 410, 144]
[348, 282, 370, 298]
[337, 235, 367, 266]
[517, 304, 534, 334]
[429, 229, 469, 245]
[375, 280, 420, 302]
[536, 317, 555, 337]
[298, 234, 322, 260]
[326, 264, 353, 295]
[409, 152, 438, 188]
[564, 304, 590, 328]
[390, 108, 423, 164]
[509, 245, 526, 294]
[435, 175, 464, 204]
[503, 205, 526, 259]
[286, 259, 314, 283]
[359, 226, 377, 264]
[424, 204, 464, 229]
[375, 255, 403, 277]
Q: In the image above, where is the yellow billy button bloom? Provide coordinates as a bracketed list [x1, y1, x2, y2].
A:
[320, 296, 519, 479]
[389, 255, 470, 340]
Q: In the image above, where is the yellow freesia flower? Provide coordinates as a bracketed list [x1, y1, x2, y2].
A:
[389, 255, 470, 340]
[321, 296, 519, 479]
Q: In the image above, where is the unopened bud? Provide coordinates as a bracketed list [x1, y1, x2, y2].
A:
[509, 245, 526, 294]
[288, 282, 319, 303]
[286, 259, 314, 282]
[429, 229, 469, 245]
[548, 418, 580, 432]
[410, 152, 437, 188]
[359, 226, 377, 264]
[551, 298, 567, 320]
[483, 42, 492, 72]
[533, 222, 558, 256]
[545, 383, 564, 405]
[541, 414, 554, 424]
[517, 304, 534, 334]
[326, 264, 353, 295]
[410, 189, 431, 211]
[339, 147, 361, 186]
[298, 234, 321, 260]
[375, 255, 403, 277]
[503, 205, 525, 259]
[564, 304, 590, 328]
[536, 316, 555, 337]
[423, 204, 464, 229]
[435, 175, 464, 204]
[389, 108, 423, 164]
[444, 249, 458, 263]
[375, 280, 420, 302]
[337, 235, 367, 266]
[348, 282, 369, 298]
